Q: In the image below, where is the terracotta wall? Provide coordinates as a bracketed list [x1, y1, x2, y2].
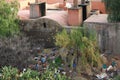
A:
[91, 1, 106, 13]
[68, 8, 83, 26]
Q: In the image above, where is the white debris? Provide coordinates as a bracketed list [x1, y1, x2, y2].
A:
[96, 73, 108, 79]
[62, 71, 66, 75]
[65, 3, 72, 8]
[107, 65, 113, 71]
[0, 73, 2, 77]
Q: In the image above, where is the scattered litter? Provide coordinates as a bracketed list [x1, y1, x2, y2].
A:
[41, 57, 46, 63]
[107, 65, 113, 71]
[34, 57, 40, 61]
[62, 71, 66, 75]
[96, 73, 108, 79]
[29, 47, 120, 79]
[102, 64, 107, 72]
[0, 73, 2, 77]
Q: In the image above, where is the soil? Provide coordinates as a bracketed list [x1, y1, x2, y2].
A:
[107, 54, 120, 69]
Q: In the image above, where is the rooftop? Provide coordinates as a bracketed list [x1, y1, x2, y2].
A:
[84, 14, 108, 23]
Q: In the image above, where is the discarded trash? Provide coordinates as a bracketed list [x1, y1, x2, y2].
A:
[62, 71, 66, 75]
[102, 64, 107, 72]
[34, 57, 39, 61]
[111, 61, 117, 67]
[41, 57, 46, 63]
[102, 64, 107, 69]
[96, 73, 108, 79]
[73, 63, 76, 68]
[107, 65, 113, 71]
[107, 61, 117, 71]
[0, 73, 2, 77]
[22, 68, 26, 73]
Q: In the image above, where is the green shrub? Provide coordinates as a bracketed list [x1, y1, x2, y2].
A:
[0, 66, 70, 80]
[0, 0, 20, 37]
[114, 75, 120, 80]
[55, 27, 102, 71]
[41, 68, 71, 80]
[19, 69, 40, 80]
[103, 0, 120, 22]
[1, 66, 18, 80]
[48, 56, 63, 69]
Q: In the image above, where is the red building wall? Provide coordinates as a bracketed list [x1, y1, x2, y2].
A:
[91, 1, 106, 14]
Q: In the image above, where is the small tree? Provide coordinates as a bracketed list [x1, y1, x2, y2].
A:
[0, 0, 20, 37]
[103, 0, 120, 22]
[55, 27, 102, 72]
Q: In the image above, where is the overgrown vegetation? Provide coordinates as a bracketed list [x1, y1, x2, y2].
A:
[114, 75, 120, 80]
[0, 0, 33, 69]
[103, 0, 120, 22]
[0, 0, 20, 37]
[0, 66, 71, 80]
[55, 27, 102, 72]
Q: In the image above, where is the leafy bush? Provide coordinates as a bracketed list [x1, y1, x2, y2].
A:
[48, 56, 63, 69]
[55, 27, 102, 71]
[0, 0, 20, 37]
[41, 68, 71, 80]
[19, 69, 40, 80]
[0, 66, 39, 80]
[103, 0, 120, 22]
[0, 66, 70, 80]
[55, 29, 70, 48]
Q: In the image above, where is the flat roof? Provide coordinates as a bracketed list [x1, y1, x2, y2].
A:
[84, 14, 108, 23]
[18, 9, 68, 26]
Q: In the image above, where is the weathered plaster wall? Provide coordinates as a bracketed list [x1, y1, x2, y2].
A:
[84, 14, 120, 54]
[20, 18, 63, 48]
[68, 7, 83, 26]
